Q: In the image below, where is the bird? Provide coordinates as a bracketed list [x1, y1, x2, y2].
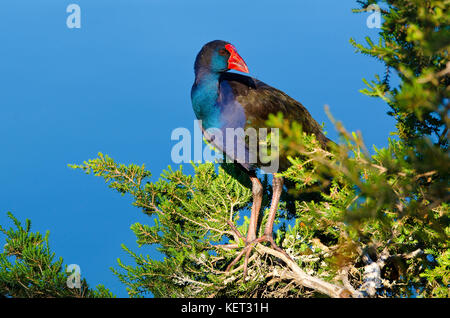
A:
[191, 40, 331, 276]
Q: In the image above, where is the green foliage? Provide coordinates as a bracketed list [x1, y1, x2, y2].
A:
[70, 126, 448, 297]
[345, 0, 449, 296]
[267, 112, 449, 297]
[420, 250, 450, 297]
[0, 212, 114, 298]
[351, 0, 449, 146]
[71, 155, 272, 297]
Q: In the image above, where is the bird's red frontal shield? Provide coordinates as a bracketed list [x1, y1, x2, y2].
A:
[225, 44, 249, 73]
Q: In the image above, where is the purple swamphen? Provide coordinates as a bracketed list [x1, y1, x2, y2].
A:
[191, 40, 330, 276]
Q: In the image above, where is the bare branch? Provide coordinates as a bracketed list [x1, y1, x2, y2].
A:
[255, 244, 355, 298]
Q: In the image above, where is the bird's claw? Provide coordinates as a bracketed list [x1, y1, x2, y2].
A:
[224, 233, 288, 279]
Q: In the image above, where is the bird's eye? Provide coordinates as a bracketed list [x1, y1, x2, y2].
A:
[218, 49, 228, 56]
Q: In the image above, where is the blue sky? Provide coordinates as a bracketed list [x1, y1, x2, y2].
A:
[0, 0, 395, 297]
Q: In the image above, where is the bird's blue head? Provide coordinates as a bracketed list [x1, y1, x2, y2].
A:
[194, 40, 249, 77]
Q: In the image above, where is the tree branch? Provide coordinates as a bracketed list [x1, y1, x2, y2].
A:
[255, 244, 354, 298]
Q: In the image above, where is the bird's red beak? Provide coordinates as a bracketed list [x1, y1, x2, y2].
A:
[225, 44, 249, 73]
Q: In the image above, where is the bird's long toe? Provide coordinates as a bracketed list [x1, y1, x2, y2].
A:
[225, 240, 256, 278]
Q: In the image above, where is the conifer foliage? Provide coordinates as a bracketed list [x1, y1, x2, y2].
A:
[0, 212, 114, 298]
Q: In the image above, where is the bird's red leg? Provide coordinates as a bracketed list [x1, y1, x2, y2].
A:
[243, 176, 292, 261]
[225, 175, 292, 277]
[260, 176, 287, 254]
[226, 173, 262, 275]
[247, 175, 263, 241]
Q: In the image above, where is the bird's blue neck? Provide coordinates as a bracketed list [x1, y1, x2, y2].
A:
[191, 70, 222, 129]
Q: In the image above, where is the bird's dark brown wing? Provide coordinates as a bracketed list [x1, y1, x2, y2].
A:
[219, 72, 330, 148]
